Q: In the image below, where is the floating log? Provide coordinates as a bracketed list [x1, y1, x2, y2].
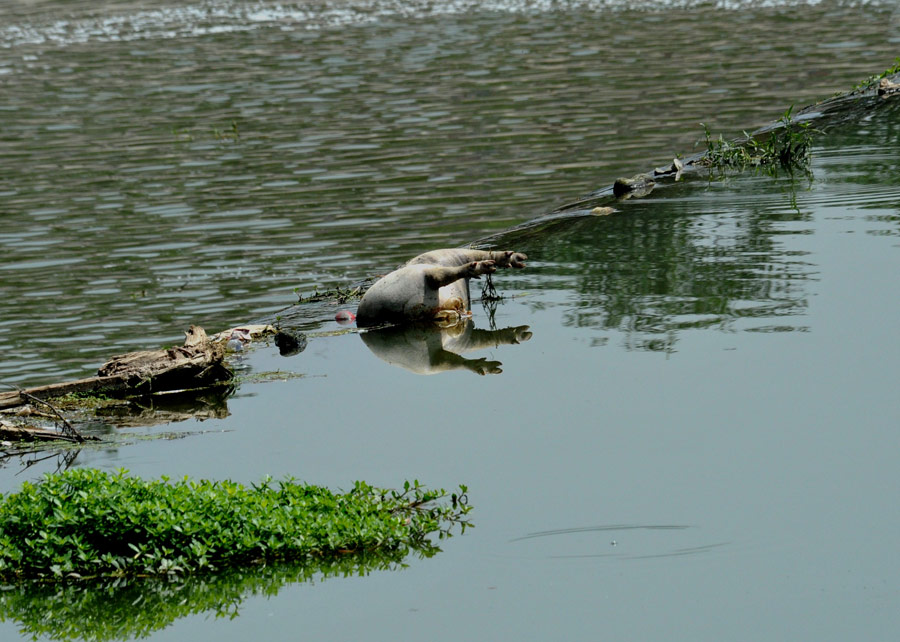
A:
[96, 325, 231, 392]
[0, 326, 233, 411]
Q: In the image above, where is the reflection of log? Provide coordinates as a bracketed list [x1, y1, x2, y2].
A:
[95, 388, 233, 428]
[0, 421, 84, 444]
[0, 326, 232, 411]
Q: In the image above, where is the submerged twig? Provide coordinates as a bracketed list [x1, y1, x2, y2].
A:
[480, 273, 501, 303]
[1, 382, 86, 443]
[15, 449, 80, 476]
[479, 274, 503, 331]
[17, 391, 83, 442]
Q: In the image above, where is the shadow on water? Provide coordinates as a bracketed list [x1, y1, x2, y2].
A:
[0, 551, 419, 642]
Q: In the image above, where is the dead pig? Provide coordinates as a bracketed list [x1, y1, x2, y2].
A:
[356, 248, 527, 328]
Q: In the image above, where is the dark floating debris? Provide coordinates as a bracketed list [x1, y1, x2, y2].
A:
[613, 174, 656, 199]
[274, 329, 308, 356]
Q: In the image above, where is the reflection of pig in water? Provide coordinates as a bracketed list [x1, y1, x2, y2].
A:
[356, 248, 527, 328]
[359, 319, 532, 375]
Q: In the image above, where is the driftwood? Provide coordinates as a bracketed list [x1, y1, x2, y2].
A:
[0, 420, 85, 444]
[96, 325, 230, 390]
[0, 326, 233, 412]
[9, 389, 93, 443]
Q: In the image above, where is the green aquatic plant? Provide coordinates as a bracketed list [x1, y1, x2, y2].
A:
[172, 120, 240, 142]
[700, 105, 816, 173]
[295, 284, 363, 304]
[171, 126, 193, 142]
[212, 120, 240, 141]
[0, 469, 471, 581]
[854, 56, 900, 90]
[50, 391, 118, 411]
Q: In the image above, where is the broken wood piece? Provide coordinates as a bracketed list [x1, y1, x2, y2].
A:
[97, 325, 232, 394]
[0, 375, 136, 410]
[211, 324, 276, 343]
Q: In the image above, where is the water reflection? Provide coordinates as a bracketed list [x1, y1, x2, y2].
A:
[813, 99, 900, 238]
[489, 172, 818, 352]
[359, 319, 532, 375]
[0, 552, 416, 642]
[0, 387, 233, 478]
[94, 386, 233, 427]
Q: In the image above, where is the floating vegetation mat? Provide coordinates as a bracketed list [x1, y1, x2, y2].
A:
[0, 469, 471, 581]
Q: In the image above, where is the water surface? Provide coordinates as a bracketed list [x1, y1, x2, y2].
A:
[1, 1, 899, 641]
[1, 0, 899, 384]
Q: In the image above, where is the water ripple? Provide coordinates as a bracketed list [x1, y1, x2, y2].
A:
[2, 0, 897, 49]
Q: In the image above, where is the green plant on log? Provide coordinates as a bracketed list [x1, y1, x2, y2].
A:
[854, 56, 900, 90]
[700, 106, 816, 173]
[0, 468, 471, 581]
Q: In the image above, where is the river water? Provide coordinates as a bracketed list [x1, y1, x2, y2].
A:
[1, 1, 899, 640]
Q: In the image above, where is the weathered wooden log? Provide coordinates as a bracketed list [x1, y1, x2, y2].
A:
[95, 325, 231, 394]
[0, 376, 126, 410]
[0, 326, 233, 411]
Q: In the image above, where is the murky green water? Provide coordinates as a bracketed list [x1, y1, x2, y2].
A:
[2, 1, 900, 640]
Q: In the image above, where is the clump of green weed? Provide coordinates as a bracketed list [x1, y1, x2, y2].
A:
[0, 468, 471, 581]
[700, 106, 817, 173]
[213, 120, 240, 141]
[296, 284, 363, 304]
[854, 56, 900, 90]
[50, 391, 118, 411]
